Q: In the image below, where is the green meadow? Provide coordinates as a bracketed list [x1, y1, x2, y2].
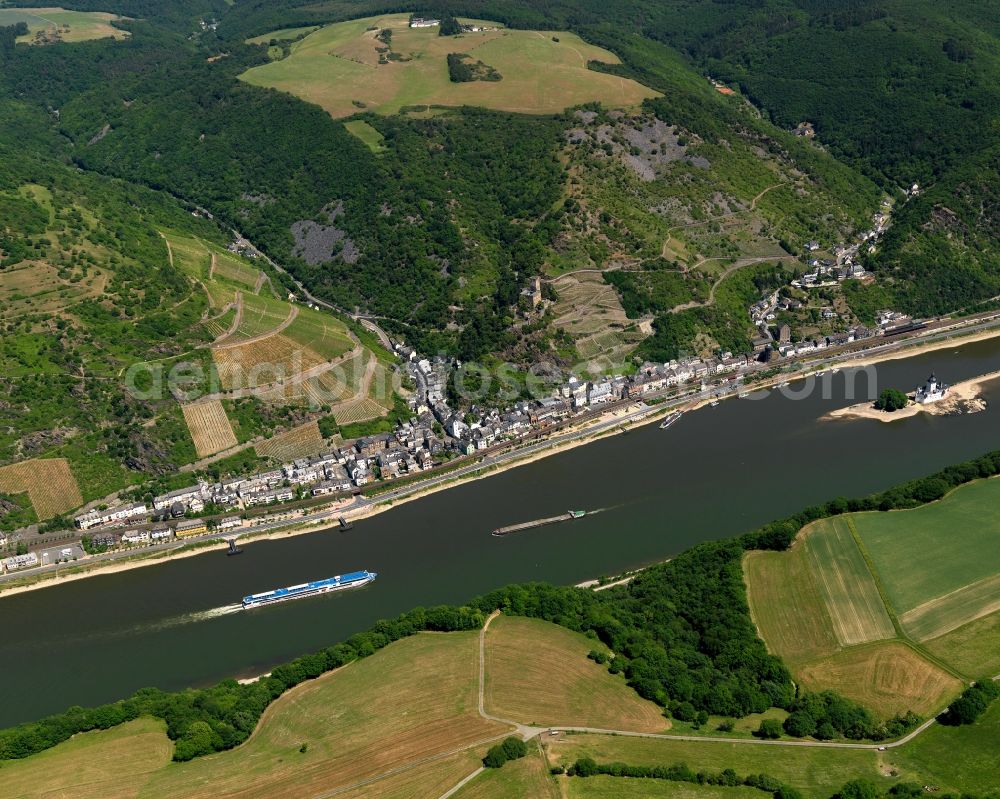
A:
[241, 14, 659, 119]
[0, 7, 128, 44]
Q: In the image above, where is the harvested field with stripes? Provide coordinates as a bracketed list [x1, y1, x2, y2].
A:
[483, 616, 669, 732]
[746, 475, 1000, 709]
[0, 631, 505, 799]
[743, 545, 839, 667]
[802, 517, 895, 646]
[142, 630, 504, 799]
[181, 400, 239, 457]
[794, 641, 961, 719]
[256, 420, 324, 461]
[899, 573, 1000, 642]
[0, 457, 82, 519]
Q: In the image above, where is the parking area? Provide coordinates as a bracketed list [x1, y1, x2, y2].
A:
[37, 543, 86, 567]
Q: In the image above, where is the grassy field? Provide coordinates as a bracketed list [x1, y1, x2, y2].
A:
[0, 6, 128, 44]
[744, 512, 975, 717]
[0, 632, 502, 799]
[0, 260, 108, 320]
[344, 119, 386, 153]
[544, 733, 899, 798]
[282, 311, 355, 361]
[922, 610, 1000, 678]
[852, 478, 1000, 641]
[802, 516, 895, 646]
[3, 622, 995, 799]
[743, 545, 839, 667]
[0, 717, 172, 799]
[546, 718, 1000, 799]
[142, 631, 507, 798]
[454, 743, 558, 799]
[245, 25, 318, 45]
[892, 700, 1000, 794]
[566, 778, 762, 799]
[240, 14, 659, 118]
[793, 641, 962, 718]
[483, 616, 669, 732]
[211, 250, 263, 290]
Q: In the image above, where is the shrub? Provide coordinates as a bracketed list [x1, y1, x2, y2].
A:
[755, 719, 783, 739]
[483, 736, 528, 768]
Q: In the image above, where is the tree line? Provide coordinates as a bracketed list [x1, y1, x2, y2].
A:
[565, 758, 999, 799]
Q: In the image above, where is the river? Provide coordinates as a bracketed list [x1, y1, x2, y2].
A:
[4, 339, 1000, 727]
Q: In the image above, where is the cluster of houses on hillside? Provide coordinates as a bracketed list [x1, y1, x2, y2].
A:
[748, 206, 896, 347]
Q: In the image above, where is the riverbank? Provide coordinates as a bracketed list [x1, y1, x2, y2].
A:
[822, 324, 1000, 372]
[0, 402, 664, 599]
[825, 369, 1000, 423]
[7, 321, 1000, 599]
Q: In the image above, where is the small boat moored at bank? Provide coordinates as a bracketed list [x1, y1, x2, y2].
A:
[659, 411, 683, 430]
[242, 570, 377, 609]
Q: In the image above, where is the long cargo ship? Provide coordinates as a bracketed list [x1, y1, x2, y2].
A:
[242, 570, 376, 609]
[492, 510, 585, 537]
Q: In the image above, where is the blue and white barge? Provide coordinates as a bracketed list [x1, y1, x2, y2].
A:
[242, 570, 377, 609]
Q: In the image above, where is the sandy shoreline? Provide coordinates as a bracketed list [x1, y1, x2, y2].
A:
[6, 322, 1000, 598]
[826, 369, 1000, 423]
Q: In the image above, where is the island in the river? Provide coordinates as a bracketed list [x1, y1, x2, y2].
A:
[826, 370, 998, 423]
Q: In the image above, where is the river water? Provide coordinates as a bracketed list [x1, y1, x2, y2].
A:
[4, 339, 1000, 726]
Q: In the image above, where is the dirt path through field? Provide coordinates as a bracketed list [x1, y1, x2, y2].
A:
[222, 292, 244, 339]
[212, 303, 298, 350]
[162, 233, 174, 268]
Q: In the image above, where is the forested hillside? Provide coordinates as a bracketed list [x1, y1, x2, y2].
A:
[219, 0, 1000, 324]
[2, 0, 999, 514]
[0, 1, 890, 369]
[0, 96, 228, 518]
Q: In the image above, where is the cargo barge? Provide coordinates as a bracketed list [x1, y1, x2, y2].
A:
[492, 510, 585, 537]
[242, 570, 376, 609]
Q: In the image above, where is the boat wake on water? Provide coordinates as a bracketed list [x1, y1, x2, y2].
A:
[584, 506, 616, 516]
[119, 603, 245, 635]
